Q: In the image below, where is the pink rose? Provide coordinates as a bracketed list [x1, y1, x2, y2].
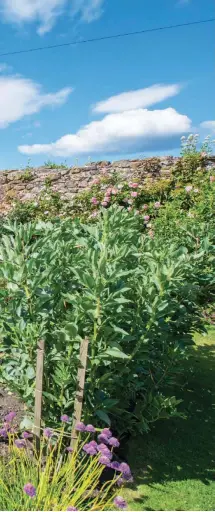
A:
[101, 201, 108, 207]
[131, 191, 138, 198]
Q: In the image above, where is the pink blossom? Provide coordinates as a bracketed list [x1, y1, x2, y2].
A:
[131, 191, 138, 198]
[144, 215, 150, 222]
[128, 199, 133, 205]
[91, 178, 100, 186]
[104, 195, 111, 202]
[185, 185, 193, 193]
[154, 201, 161, 208]
[90, 211, 98, 218]
[210, 175, 215, 182]
[143, 204, 148, 210]
[111, 188, 118, 195]
[129, 182, 138, 188]
[106, 188, 112, 195]
[101, 201, 108, 207]
[127, 207, 132, 212]
[91, 197, 99, 205]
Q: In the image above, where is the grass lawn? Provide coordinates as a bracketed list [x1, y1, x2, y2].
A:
[124, 327, 215, 511]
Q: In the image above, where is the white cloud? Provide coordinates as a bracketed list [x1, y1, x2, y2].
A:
[200, 121, 215, 134]
[93, 84, 182, 114]
[0, 0, 104, 34]
[18, 107, 191, 157]
[71, 0, 104, 22]
[0, 75, 72, 128]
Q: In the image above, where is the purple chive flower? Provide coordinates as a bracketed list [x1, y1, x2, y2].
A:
[15, 439, 26, 449]
[0, 428, 8, 438]
[101, 428, 112, 439]
[99, 455, 111, 466]
[61, 414, 70, 423]
[117, 477, 124, 487]
[22, 431, 32, 439]
[98, 433, 109, 444]
[67, 507, 77, 511]
[110, 461, 121, 471]
[114, 496, 127, 510]
[88, 440, 98, 448]
[83, 443, 97, 456]
[98, 444, 112, 460]
[44, 427, 53, 439]
[66, 447, 73, 453]
[108, 437, 120, 448]
[23, 483, 36, 498]
[119, 462, 131, 476]
[85, 424, 96, 433]
[4, 411, 16, 423]
[75, 422, 85, 432]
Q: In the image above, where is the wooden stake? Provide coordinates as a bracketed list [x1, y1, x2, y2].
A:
[34, 339, 45, 450]
[71, 337, 89, 449]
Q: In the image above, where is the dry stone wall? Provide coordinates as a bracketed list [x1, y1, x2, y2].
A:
[1, 156, 215, 214]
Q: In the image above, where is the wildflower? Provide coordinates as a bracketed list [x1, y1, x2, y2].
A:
[106, 187, 112, 195]
[148, 229, 154, 238]
[154, 201, 161, 208]
[118, 184, 123, 189]
[104, 195, 111, 202]
[99, 455, 111, 465]
[127, 207, 132, 212]
[98, 443, 112, 459]
[44, 211, 49, 215]
[127, 199, 133, 205]
[113, 496, 127, 509]
[194, 188, 199, 193]
[4, 411, 16, 423]
[85, 424, 96, 433]
[22, 431, 32, 439]
[61, 414, 70, 423]
[90, 211, 98, 218]
[44, 427, 53, 439]
[210, 175, 215, 182]
[66, 447, 73, 453]
[111, 188, 118, 195]
[75, 421, 85, 431]
[91, 178, 100, 185]
[23, 483, 36, 498]
[102, 428, 112, 438]
[98, 433, 109, 444]
[129, 182, 138, 188]
[101, 201, 108, 207]
[185, 185, 193, 192]
[67, 507, 77, 511]
[119, 462, 132, 478]
[143, 204, 148, 210]
[110, 461, 121, 471]
[135, 210, 140, 215]
[117, 477, 124, 486]
[201, 152, 207, 157]
[144, 215, 150, 222]
[91, 197, 99, 205]
[15, 439, 26, 449]
[0, 428, 8, 438]
[131, 191, 138, 198]
[83, 443, 97, 456]
[108, 437, 120, 448]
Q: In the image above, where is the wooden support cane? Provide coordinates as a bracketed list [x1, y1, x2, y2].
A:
[34, 339, 45, 451]
[70, 337, 89, 449]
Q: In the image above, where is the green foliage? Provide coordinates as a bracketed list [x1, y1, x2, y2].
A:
[0, 205, 213, 434]
[44, 160, 69, 169]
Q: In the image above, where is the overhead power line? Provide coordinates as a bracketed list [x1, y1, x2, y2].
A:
[0, 18, 214, 58]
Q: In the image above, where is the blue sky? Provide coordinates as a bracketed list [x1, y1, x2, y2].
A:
[0, 0, 214, 168]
